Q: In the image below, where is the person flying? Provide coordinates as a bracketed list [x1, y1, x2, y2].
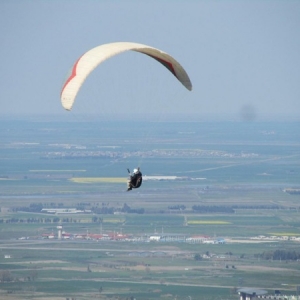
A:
[127, 167, 142, 191]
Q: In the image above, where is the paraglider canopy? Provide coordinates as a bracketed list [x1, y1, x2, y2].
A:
[60, 42, 192, 111]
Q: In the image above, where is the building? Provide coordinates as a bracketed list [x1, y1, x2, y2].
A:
[238, 288, 268, 300]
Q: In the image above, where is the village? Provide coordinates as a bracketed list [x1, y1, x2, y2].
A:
[34, 224, 226, 245]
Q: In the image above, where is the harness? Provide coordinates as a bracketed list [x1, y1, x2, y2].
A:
[131, 173, 142, 188]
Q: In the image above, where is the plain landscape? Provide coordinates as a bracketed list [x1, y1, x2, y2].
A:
[0, 117, 300, 300]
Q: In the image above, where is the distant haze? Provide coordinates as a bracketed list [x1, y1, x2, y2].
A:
[1, 1, 299, 121]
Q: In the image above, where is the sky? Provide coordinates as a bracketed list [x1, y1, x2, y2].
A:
[1, 0, 300, 121]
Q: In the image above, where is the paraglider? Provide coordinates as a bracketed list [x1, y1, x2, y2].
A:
[126, 168, 142, 191]
[60, 41, 192, 111]
[60, 41, 192, 192]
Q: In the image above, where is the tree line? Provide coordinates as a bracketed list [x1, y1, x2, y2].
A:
[192, 205, 234, 213]
[11, 202, 145, 215]
[11, 202, 297, 216]
[0, 217, 81, 224]
[255, 249, 300, 261]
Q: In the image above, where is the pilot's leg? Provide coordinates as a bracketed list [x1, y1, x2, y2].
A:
[127, 179, 132, 191]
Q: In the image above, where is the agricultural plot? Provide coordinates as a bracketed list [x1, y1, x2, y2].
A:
[1, 209, 300, 299]
[0, 119, 300, 299]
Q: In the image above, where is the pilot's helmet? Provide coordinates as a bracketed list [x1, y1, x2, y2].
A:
[133, 168, 138, 174]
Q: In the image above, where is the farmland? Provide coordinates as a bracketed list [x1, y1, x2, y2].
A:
[0, 118, 300, 299]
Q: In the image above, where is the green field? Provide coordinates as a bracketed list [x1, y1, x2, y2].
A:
[1, 207, 300, 299]
[1, 179, 300, 299]
[1, 120, 300, 299]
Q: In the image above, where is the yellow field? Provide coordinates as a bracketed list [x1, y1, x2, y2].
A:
[70, 177, 126, 184]
[187, 220, 231, 225]
[104, 218, 126, 223]
[30, 169, 86, 172]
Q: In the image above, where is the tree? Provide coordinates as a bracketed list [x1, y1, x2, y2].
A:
[122, 203, 131, 213]
[28, 267, 38, 281]
[0, 270, 13, 282]
[226, 251, 233, 257]
[194, 253, 202, 261]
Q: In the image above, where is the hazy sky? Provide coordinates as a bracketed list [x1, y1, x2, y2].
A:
[1, 0, 299, 120]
